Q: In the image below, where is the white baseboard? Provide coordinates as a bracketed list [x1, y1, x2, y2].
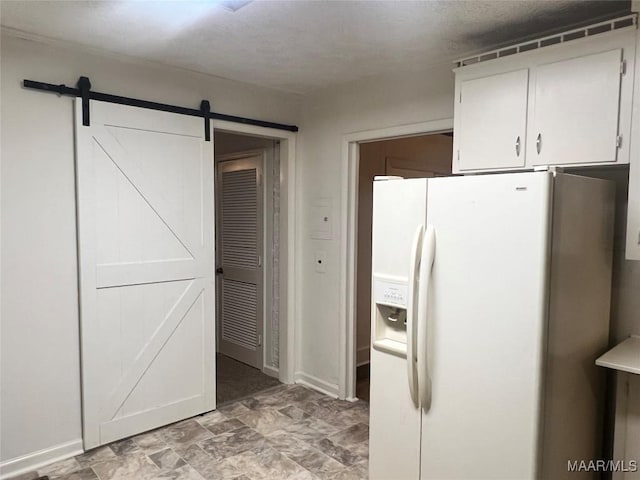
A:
[0, 439, 84, 480]
[294, 372, 339, 398]
[263, 365, 279, 379]
[356, 346, 370, 367]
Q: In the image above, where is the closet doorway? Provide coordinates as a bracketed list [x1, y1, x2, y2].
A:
[214, 132, 281, 404]
[355, 132, 454, 401]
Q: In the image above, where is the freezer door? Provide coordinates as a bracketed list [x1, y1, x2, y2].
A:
[369, 349, 422, 480]
[370, 178, 427, 480]
[371, 178, 428, 279]
[420, 172, 552, 480]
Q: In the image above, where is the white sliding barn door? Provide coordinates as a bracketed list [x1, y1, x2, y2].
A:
[216, 153, 263, 369]
[75, 100, 215, 449]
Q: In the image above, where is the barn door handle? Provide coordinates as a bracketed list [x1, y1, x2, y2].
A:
[216, 267, 224, 275]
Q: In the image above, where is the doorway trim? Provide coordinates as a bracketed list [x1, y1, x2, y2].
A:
[212, 120, 297, 385]
[339, 118, 454, 400]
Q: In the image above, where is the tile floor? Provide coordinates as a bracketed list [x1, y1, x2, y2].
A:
[14, 385, 369, 480]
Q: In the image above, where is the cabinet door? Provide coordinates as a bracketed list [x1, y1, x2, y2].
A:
[455, 69, 529, 172]
[531, 49, 623, 166]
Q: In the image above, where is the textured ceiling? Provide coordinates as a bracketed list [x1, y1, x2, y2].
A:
[0, 0, 631, 94]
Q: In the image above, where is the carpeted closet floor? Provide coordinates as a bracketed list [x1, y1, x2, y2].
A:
[216, 353, 281, 405]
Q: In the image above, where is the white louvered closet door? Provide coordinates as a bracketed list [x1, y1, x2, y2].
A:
[217, 153, 263, 368]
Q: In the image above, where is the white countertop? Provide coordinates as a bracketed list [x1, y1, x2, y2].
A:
[596, 335, 640, 375]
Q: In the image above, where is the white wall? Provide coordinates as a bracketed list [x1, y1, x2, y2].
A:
[0, 33, 300, 471]
[295, 64, 455, 392]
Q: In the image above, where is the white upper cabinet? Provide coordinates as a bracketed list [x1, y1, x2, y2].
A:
[452, 25, 637, 174]
[456, 69, 529, 171]
[530, 49, 623, 166]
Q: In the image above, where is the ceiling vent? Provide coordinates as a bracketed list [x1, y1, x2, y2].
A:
[456, 13, 638, 68]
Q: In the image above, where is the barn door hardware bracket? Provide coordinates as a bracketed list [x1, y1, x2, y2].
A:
[22, 76, 299, 134]
[77, 76, 92, 126]
[200, 100, 211, 141]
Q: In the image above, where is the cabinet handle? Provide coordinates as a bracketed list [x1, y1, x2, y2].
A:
[536, 133, 542, 154]
[515, 136, 521, 157]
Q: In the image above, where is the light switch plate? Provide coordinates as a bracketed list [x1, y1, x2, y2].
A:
[310, 197, 333, 240]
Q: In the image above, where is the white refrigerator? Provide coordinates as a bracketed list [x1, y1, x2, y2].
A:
[369, 171, 615, 480]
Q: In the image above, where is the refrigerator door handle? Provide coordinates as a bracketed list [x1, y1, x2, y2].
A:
[417, 224, 436, 411]
[406, 224, 424, 408]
